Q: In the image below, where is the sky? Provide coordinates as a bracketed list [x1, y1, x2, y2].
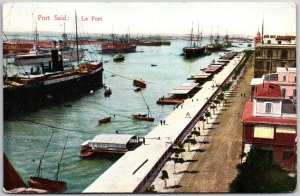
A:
[2, 2, 296, 37]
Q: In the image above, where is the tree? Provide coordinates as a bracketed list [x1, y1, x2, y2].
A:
[160, 170, 169, 188]
[214, 99, 220, 108]
[210, 104, 217, 115]
[191, 127, 200, 139]
[171, 153, 185, 174]
[199, 116, 206, 130]
[229, 147, 296, 193]
[145, 185, 157, 193]
[184, 134, 197, 152]
[205, 111, 211, 123]
[217, 93, 225, 106]
[174, 145, 185, 158]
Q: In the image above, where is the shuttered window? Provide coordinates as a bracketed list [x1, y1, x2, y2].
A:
[265, 102, 272, 113]
[254, 125, 274, 139]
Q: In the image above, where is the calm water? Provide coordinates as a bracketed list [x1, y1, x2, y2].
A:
[4, 39, 248, 193]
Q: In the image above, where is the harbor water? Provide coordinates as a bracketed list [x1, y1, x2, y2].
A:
[3, 38, 249, 193]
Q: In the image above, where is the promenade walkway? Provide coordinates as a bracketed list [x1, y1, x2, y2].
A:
[83, 53, 246, 193]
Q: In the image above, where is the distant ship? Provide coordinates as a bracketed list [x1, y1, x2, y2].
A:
[183, 25, 206, 58]
[100, 34, 136, 54]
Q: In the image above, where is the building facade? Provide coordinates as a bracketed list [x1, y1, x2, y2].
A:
[241, 82, 297, 172]
[254, 35, 296, 78]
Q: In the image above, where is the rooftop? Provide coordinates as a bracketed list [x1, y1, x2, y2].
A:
[89, 134, 136, 145]
[253, 82, 282, 99]
[241, 101, 297, 126]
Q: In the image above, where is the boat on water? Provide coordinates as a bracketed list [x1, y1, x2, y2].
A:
[133, 78, 146, 88]
[28, 132, 69, 193]
[134, 87, 142, 92]
[98, 116, 111, 123]
[80, 133, 142, 157]
[3, 12, 103, 116]
[132, 91, 154, 122]
[113, 53, 125, 62]
[100, 34, 136, 54]
[183, 25, 206, 58]
[205, 28, 224, 53]
[104, 85, 112, 96]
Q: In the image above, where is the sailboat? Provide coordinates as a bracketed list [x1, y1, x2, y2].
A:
[183, 24, 206, 58]
[132, 91, 154, 122]
[28, 132, 69, 193]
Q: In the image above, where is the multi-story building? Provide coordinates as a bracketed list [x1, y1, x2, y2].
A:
[251, 67, 296, 100]
[254, 35, 296, 78]
[241, 82, 297, 172]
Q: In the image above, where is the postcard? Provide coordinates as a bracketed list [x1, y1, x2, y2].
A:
[2, 1, 296, 193]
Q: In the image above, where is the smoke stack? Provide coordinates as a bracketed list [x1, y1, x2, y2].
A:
[51, 50, 63, 72]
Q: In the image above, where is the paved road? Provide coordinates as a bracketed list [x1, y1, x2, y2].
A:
[175, 54, 254, 193]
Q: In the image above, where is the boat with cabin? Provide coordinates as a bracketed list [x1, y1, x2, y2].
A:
[133, 78, 146, 88]
[80, 133, 142, 157]
[3, 12, 103, 116]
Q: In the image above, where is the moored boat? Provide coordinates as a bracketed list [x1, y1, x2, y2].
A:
[132, 114, 154, 122]
[98, 116, 111, 123]
[113, 53, 125, 62]
[28, 177, 66, 193]
[80, 133, 142, 157]
[133, 78, 146, 88]
[183, 25, 206, 58]
[104, 85, 112, 96]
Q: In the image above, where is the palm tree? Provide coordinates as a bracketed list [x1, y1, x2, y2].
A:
[205, 111, 211, 123]
[217, 93, 225, 106]
[172, 153, 184, 173]
[213, 99, 221, 110]
[210, 104, 217, 115]
[199, 116, 206, 130]
[191, 127, 200, 139]
[160, 170, 169, 188]
[185, 134, 197, 152]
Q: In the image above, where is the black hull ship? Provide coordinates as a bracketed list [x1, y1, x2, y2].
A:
[183, 25, 206, 58]
[4, 50, 103, 116]
[4, 12, 103, 117]
[183, 46, 206, 58]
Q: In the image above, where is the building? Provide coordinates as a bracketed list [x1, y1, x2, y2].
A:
[251, 67, 296, 100]
[241, 82, 297, 172]
[254, 35, 296, 78]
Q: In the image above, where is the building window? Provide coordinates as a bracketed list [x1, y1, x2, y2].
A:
[294, 76, 297, 83]
[267, 49, 273, 58]
[281, 88, 286, 97]
[278, 41, 282, 44]
[281, 50, 288, 59]
[293, 89, 296, 97]
[267, 40, 271, 44]
[283, 76, 286, 82]
[265, 102, 272, 113]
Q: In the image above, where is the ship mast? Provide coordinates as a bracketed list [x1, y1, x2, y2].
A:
[35, 131, 56, 177]
[55, 132, 69, 181]
[140, 91, 152, 117]
[75, 11, 79, 63]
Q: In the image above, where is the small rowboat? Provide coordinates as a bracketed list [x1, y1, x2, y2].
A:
[132, 114, 154, 122]
[133, 79, 146, 88]
[98, 117, 111, 123]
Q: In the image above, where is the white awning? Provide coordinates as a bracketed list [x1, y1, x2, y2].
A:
[90, 134, 135, 145]
[250, 78, 264, 86]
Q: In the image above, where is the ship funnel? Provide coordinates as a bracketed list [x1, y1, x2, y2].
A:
[51, 50, 63, 71]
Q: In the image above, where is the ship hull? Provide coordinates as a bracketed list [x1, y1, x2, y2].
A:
[28, 176, 66, 193]
[101, 45, 136, 54]
[183, 46, 206, 58]
[4, 66, 103, 117]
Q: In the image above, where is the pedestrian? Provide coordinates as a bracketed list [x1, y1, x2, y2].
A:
[241, 93, 242, 97]
[185, 112, 191, 118]
[181, 105, 183, 109]
[244, 93, 246, 97]
[160, 120, 162, 125]
[163, 120, 166, 125]
[192, 99, 193, 102]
